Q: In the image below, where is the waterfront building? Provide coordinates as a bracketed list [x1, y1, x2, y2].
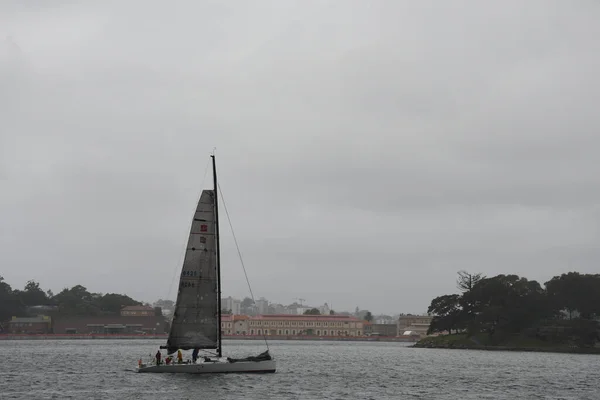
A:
[51, 305, 168, 334]
[53, 315, 168, 334]
[120, 305, 156, 317]
[7, 316, 52, 334]
[220, 314, 364, 336]
[364, 323, 397, 336]
[397, 314, 433, 337]
[374, 316, 396, 325]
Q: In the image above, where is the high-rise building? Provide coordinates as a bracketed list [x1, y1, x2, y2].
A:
[255, 297, 269, 315]
[318, 303, 331, 315]
[221, 296, 241, 315]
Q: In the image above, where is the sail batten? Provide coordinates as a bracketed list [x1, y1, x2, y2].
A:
[166, 189, 219, 354]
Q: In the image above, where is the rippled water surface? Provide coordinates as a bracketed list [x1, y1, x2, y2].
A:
[1, 339, 599, 399]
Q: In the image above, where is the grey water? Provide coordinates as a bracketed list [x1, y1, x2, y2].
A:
[0, 339, 598, 399]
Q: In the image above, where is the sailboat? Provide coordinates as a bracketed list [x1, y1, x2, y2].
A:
[136, 154, 276, 374]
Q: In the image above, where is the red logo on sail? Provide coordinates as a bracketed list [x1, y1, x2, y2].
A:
[200, 225, 208, 232]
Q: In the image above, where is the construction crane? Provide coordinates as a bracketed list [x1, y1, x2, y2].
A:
[294, 298, 306, 306]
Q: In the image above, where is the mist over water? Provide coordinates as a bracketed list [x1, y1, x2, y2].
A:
[1, 339, 598, 399]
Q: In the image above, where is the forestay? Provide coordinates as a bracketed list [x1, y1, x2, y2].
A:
[165, 190, 218, 354]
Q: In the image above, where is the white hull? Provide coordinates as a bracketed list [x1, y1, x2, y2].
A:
[137, 359, 276, 374]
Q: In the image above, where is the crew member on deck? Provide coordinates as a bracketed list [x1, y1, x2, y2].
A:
[192, 348, 199, 363]
[155, 350, 162, 365]
[177, 349, 183, 364]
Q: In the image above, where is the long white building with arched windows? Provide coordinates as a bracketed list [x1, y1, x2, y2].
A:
[221, 314, 364, 337]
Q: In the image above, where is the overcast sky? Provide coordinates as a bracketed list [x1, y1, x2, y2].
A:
[1, 1, 599, 315]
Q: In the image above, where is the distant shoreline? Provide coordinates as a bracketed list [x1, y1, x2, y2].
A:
[224, 335, 416, 343]
[413, 342, 600, 354]
[0, 334, 417, 343]
[413, 335, 600, 355]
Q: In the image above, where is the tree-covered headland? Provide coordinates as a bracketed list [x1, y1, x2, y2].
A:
[0, 276, 156, 324]
[420, 271, 600, 351]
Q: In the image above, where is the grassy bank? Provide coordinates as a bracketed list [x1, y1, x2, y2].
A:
[414, 334, 600, 354]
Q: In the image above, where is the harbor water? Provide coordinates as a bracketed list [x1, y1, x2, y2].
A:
[0, 339, 598, 399]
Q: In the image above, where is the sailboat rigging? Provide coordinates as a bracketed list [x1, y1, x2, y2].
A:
[136, 153, 275, 374]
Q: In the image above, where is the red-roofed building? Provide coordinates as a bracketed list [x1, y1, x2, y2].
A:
[221, 314, 364, 337]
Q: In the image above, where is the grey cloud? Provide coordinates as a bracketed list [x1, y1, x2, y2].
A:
[1, 0, 599, 314]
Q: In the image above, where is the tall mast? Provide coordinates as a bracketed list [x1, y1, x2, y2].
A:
[212, 154, 223, 358]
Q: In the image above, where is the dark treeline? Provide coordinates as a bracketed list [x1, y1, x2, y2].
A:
[427, 271, 600, 347]
[0, 276, 155, 323]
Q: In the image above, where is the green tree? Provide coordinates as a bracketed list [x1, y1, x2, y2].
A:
[456, 271, 485, 293]
[96, 293, 141, 314]
[52, 286, 148, 316]
[456, 271, 485, 318]
[462, 275, 547, 340]
[241, 297, 254, 308]
[303, 308, 321, 315]
[0, 276, 22, 321]
[423, 271, 600, 348]
[427, 294, 462, 334]
[0, 278, 154, 321]
[329, 310, 335, 315]
[545, 272, 600, 320]
[364, 311, 373, 322]
[19, 280, 49, 307]
[53, 285, 98, 316]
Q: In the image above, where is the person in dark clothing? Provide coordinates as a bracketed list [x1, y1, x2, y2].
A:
[155, 350, 162, 365]
[192, 348, 199, 363]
